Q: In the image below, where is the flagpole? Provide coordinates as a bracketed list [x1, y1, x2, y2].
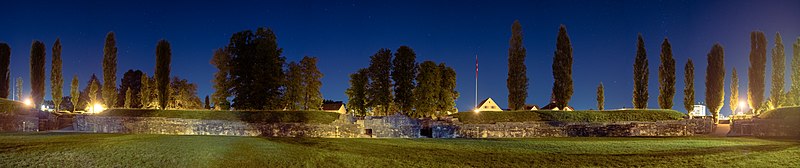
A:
[475, 54, 478, 110]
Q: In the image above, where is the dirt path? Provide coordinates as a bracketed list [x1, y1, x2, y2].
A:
[709, 124, 730, 137]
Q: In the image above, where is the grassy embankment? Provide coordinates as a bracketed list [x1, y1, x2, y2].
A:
[452, 109, 686, 124]
[97, 109, 341, 124]
[0, 98, 27, 115]
[0, 133, 797, 167]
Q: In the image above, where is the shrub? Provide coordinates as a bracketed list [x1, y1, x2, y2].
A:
[451, 109, 685, 124]
[97, 109, 341, 124]
[760, 107, 800, 121]
[0, 98, 27, 115]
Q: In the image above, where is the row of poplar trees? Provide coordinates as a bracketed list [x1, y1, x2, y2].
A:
[0, 32, 175, 111]
[345, 46, 459, 118]
[210, 27, 324, 111]
[507, 20, 575, 110]
[630, 31, 800, 123]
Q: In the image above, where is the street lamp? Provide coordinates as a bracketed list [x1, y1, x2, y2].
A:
[738, 101, 747, 115]
[23, 98, 32, 107]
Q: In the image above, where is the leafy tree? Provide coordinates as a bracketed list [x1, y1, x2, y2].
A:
[30, 41, 46, 107]
[346, 68, 369, 117]
[89, 77, 100, 106]
[204, 95, 210, 109]
[80, 74, 103, 110]
[768, 32, 785, 109]
[210, 48, 231, 110]
[748, 31, 767, 114]
[155, 40, 172, 110]
[102, 32, 118, 108]
[300, 56, 323, 110]
[392, 46, 417, 113]
[51, 39, 64, 111]
[70, 75, 79, 112]
[658, 38, 676, 109]
[124, 88, 132, 108]
[597, 83, 604, 110]
[117, 70, 143, 108]
[414, 61, 441, 118]
[706, 44, 725, 123]
[168, 77, 202, 109]
[368, 48, 393, 115]
[227, 28, 285, 110]
[507, 20, 528, 111]
[552, 25, 574, 109]
[730, 68, 739, 115]
[140, 74, 154, 109]
[633, 34, 649, 109]
[284, 61, 303, 110]
[15, 77, 22, 101]
[0, 43, 9, 98]
[438, 63, 459, 115]
[684, 59, 695, 116]
[791, 37, 800, 106]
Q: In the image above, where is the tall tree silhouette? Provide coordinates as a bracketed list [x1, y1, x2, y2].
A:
[552, 25, 574, 109]
[747, 31, 767, 114]
[683, 59, 695, 116]
[507, 20, 528, 110]
[155, 40, 172, 110]
[30, 41, 46, 107]
[632, 34, 649, 109]
[102, 32, 118, 108]
[367, 49, 393, 115]
[227, 28, 285, 110]
[658, 38, 676, 109]
[0, 43, 10, 98]
[597, 83, 604, 110]
[393, 46, 417, 114]
[51, 39, 64, 112]
[768, 32, 785, 109]
[706, 44, 725, 123]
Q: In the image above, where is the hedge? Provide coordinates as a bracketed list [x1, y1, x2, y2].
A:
[0, 98, 27, 115]
[451, 109, 686, 124]
[97, 109, 341, 124]
[760, 107, 800, 121]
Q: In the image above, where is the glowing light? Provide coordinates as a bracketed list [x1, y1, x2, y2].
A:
[91, 103, 106, 113]
[23, 98, 32, 107]
[473, 109, 480, 113]
[738, 101, 747, 109]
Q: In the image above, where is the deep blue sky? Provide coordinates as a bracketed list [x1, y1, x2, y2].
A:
[2, 0, 799, 116]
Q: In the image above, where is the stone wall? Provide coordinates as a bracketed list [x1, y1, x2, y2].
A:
[729, 119, 800, 137]
[0, 114, 38, 132]
[361, 114, 421, 138]
[435, 119, 713, 138]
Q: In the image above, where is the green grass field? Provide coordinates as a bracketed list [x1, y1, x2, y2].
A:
[0, 133, 798, 167]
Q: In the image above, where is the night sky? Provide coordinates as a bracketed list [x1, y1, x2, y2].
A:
[2, 0, 800, 116]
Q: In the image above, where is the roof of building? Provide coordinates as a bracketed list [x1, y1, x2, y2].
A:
[540, 101, 574, 110]
[524, 104, 539, 110]
[321, 102, 345, 111]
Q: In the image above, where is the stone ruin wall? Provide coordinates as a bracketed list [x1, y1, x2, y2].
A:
[0, 114, 38, 132]
[728, 119, 800, 137]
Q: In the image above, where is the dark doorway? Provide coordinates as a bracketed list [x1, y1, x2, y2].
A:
[420, 128, 432, 138]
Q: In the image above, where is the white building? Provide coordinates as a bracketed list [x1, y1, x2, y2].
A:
[690, 104, 708, 116]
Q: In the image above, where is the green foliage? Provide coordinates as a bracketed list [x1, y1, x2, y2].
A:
[760, 106, 800, 122]
[124, 88, 132, 108]
[346, 68, 369, 117]
[0, 43, 9, 98]
[50, 39, 63, 112]
[552, 25, 574, 109]
[167, 77, 202, 110]
[204, 95, 210, 109]
[0, 98, 26, 115]
[633, 34, 649, 109]
[413, 61, 441, 118]
[98, 109, 340, 124]
[748, 31, 767, 114]
[117, 70, 143, 108]
[102, 32, 118, 108]
[658, 38, 676, 109]
[437, 63, 458, 114]
[284, 61, 303, 110]
[769, 32, 786, 109]
[507, 20, 528, 111]
[597, 83, 604, 110]
[367, 48, 393, 115]
[684, 59, 695, 115]
[452, 109, 685, 124]
[140, 74, 153, 109]
[227, 28, 285, 110]
[14, 77, 22, 101]
[730, 68, 739, 114]
[210, 48, 231, 110]
[790, 37, 800, 106]
[392, 46, 417, 113]
[300, 56, 323, 110]
[81, 74, 103, 110]
[29, 40, 46, 107]
[155, 40, 172, 110]
[706, 43, 725, 123]
[70, 75, 79, 112]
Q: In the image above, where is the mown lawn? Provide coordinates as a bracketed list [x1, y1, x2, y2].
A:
[0, 133, 798, 167]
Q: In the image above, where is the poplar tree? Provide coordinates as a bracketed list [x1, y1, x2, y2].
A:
[51, 39, 63, 112]
[210, 48, 231, 110]
[658, 38, 676, 109]
[155, 40, 172, 110]
[124, 88, 132, 108]
[346, 68, 369, 116]
[71, 75, 79, 112]
[15, 77, 22, 101]
[507, 20, 528, 110]
[140, 74, 152, 108]
[552, 25, 574, 109]
[438, 63, 459, 114]
[633, 34, 649, 109]
[102, 32, 118, 108]
[748, 31, 767, 114]
[706, 44, 725, 123]
[392, 46, 417, 113]
[597, 83, 604, 110]
[204, 95, 210, 109]
[0, 43, 9, 98]
[300, 56, 323, 110]
[30, 41, 46, 107]
[730, 68, 739, 115]
[791, 37, 800, 106]
[684, 59, 695, 116]
[367, 48, 393, 115]
[414, 61, 441, 118]
[768, 32, 785, 109]
[89, 79, 100, 105]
